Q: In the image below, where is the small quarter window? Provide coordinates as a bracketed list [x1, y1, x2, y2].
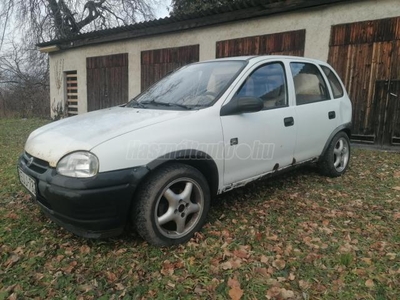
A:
[321, 66, 344, 98]
[237, 63, 287, 109]
[290, 63, 329, 105]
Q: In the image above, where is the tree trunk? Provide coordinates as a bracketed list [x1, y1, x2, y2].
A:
[46, 0, 65, 38]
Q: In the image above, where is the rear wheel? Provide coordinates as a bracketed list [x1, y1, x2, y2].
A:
[133, 163, 210, 246]
[319, 132, 351, 177]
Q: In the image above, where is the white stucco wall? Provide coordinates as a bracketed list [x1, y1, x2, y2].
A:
[48, 0, 400, 117]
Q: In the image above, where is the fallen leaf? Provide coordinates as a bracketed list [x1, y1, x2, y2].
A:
[233, 249, 248, 259]
[77, 284, 93, 292]
[106, 271, 117, 282]
[8, 293, 17, 300]
[254, 267, 269, 277]
[117, 286, 126, 297]
[371, 241, 387, 251]
[161, 260, 175, 275]
[365, 279, 374, 288]
[62, 261, 77, 274]
[361, 257, 372, 265]
[272, 259, 286, 270]
[392, 186, 400, 191]
[6, 212, 18, 220]
[266, 286, 281, 299]
[267, 234, 279, 241]
[280, 288, 295, 299]
[34, 273, 44, 281]
[4, 255, 20, 269]
[299, 280, 311, 290]
[80, 245, 91, 254]
[56, 255, 65, 262]
[386, 253, 396, 260]
[194, 286, 206, 295]
[221, 261, 233, 270]
[221, 259, 242, 270]
[228, 277, 243, 300]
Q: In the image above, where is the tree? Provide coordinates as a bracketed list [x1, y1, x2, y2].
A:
[171, 0, 240, 15]
[0, 0, 161, 118]
[0, 42, 50, 117]
[0, 0, 160, 42]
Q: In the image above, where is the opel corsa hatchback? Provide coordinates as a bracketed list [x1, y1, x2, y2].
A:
[18, 56, 352, 246]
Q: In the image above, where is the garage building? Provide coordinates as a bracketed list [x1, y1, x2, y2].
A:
[38, 0, 400, 147]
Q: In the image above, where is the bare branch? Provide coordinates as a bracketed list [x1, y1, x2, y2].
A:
[0, 0, 13, 51]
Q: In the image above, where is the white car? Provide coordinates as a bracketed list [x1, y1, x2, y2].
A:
[18, 56, 352, 246]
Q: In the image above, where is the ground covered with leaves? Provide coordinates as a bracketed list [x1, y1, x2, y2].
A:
[1, 118, 399, 299]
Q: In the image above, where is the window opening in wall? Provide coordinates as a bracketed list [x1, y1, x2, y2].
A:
[65, 71, 78, 116]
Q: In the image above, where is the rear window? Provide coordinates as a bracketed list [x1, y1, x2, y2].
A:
[321, 66, 344, 98]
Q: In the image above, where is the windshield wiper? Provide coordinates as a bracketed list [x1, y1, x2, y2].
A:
[129, 99, 147, 108]
[141, 100, 193, 110]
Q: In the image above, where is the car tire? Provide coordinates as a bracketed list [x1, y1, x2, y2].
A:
[319, 132, 351, 177]
[133, 163, 210, 246]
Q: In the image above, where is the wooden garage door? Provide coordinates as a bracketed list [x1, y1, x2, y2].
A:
[141, 45, 200, 91]
[86, 53, 128, 112]
[328, 17, 400, 146]
[216, 30, 306, 58]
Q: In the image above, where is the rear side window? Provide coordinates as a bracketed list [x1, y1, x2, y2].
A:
[321, 66, 344, 98]
[290, 63, 330, 105]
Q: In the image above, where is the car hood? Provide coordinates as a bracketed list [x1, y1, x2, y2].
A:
[25, 106, 195, 167]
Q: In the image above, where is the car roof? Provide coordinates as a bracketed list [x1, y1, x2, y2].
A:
[204, 55, 329, 66]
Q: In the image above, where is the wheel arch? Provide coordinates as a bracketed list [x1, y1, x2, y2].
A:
[319, 122, 352, 161]
[146, 149, 220, 197]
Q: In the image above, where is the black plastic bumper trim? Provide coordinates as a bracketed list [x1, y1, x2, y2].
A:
[18, 155, 149, 238]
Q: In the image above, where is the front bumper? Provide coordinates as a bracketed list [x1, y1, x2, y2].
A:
[18, 152, 149, 238]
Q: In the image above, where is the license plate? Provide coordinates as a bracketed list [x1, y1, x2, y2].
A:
[18, 168, 37, 197]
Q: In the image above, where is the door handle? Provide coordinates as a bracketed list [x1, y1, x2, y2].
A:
[284, 117, 294, 127]
[328, 111, 336, 119]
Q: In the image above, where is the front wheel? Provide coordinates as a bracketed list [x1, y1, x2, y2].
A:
[133, 163, 210, 246]
[319, 132, 351, 177]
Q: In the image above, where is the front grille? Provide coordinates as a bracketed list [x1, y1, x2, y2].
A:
[22, 152, 50, 174]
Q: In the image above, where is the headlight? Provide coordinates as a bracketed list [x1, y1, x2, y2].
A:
[57, 151, 99, 178]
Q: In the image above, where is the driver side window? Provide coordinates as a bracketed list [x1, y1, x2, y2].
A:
[237, 62, 288, 109]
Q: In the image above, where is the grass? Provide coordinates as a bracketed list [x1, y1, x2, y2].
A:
[1, 118, 400, 299]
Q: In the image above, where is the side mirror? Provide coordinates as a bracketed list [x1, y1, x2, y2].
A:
[220, 96, 264, 116]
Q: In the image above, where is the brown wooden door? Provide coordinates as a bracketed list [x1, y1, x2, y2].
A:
[216, 30, 306, 58]
[141, 45, 199, 91]
[374, 80, 400, 146]
[86, 53, 128, 111]
[328, 17, 400, 146]
[392, 82, 400, 146]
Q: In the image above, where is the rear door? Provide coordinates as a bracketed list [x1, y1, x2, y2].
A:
[289, 61, 339, 162]
[221, 61, 297, 185]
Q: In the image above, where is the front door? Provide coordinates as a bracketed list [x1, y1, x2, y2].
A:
[221, 62, 296, 185]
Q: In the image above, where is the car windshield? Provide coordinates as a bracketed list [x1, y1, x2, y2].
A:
[126, 61, 246, 110]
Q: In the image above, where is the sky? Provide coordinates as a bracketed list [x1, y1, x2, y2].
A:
[155, 0, 172, 18]
[0, 0, 173, 54]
